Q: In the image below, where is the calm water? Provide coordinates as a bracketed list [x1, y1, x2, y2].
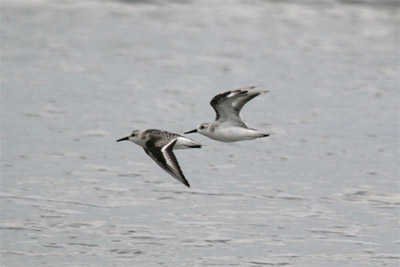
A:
[1, 0, 399, 266]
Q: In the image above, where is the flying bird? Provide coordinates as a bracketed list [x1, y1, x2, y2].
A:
[185, 86, 270, 142]
[117, 129, 201, 187]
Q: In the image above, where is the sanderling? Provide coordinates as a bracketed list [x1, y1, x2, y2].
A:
[116, 129, 201, 187]
[185, 86, 270, 142]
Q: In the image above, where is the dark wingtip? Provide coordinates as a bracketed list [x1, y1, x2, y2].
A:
[182, 180, 191, 188]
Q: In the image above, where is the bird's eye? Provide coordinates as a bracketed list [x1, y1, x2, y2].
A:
[200, 126, 204, 129]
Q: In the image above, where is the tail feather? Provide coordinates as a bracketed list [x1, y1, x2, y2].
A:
[249, 128, 270, 139]
[257, 132, 270, 138]
[188, 145, 202, 148]
[175, 137, 202, 149]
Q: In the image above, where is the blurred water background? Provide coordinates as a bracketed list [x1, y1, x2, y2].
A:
[1, 0, 399, 266]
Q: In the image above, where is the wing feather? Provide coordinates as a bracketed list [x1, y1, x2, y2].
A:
[143, 139, 190, 187]
[209, 86, 268, 125]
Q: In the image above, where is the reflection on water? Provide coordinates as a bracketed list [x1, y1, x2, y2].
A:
[1, 0, 399, 266]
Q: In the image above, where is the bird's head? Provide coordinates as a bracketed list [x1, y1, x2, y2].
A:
[116, 130, 140, 144]
[184, 123, 210, 135]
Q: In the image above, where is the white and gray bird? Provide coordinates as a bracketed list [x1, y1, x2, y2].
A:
[116, 129, 202, 187]
[185, 86, 270, 142]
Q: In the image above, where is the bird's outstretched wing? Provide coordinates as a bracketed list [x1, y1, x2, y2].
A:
[210, 86, 268, 125]
[143, 139, 190, 187]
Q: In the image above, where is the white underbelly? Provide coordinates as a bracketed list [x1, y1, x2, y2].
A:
[207, 127, 258, 142]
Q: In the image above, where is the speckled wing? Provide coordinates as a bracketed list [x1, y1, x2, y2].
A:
[143, 139, 190, 187]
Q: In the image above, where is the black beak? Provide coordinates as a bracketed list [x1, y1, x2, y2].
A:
[184, 129, 198, 134]
[116, 136, 129, 142]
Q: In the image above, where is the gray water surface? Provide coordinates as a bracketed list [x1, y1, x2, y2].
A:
[1, 0, 399, 266]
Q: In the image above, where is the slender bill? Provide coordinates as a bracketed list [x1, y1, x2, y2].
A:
[116, 136, 129, 142]
[184, 129, 197, 134]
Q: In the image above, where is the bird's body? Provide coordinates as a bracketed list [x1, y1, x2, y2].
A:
[185, 86, 270, 142]
[198, 124, 267, 142]
[117, 129, 201, 187]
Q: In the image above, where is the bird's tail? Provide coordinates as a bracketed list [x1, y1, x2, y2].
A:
[259, 134, 270, 138]
[176, 137, 203, 149]
[256, 131, 270, 138]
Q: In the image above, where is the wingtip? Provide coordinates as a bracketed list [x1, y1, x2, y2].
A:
[181, 179, 191, 188]
[236, 86, 269, 95]
[234, 85, 257, 92]
[243, 85, 257, 90]
[182, 176, 191, 188]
